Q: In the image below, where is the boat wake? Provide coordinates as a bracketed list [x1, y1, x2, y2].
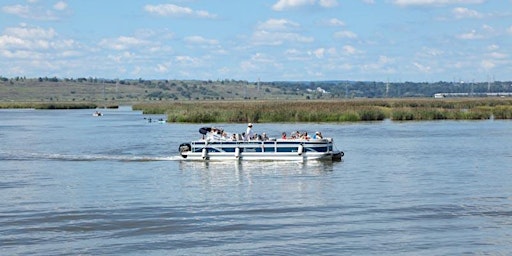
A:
[0, 151, 180, 162]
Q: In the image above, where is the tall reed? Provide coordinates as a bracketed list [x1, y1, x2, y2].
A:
[129, 98, 512, 123]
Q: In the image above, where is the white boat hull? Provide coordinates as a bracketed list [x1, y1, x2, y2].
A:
[181, 151, 336, 161]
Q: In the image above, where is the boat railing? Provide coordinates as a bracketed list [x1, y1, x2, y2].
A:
[190, 138, 333, 151]
[193, 137, 331, 144]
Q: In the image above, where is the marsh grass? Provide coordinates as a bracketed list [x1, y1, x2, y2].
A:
[133, 98, 512, 123]
[3, 98, 510, 122]
[492, 105, 512, 119]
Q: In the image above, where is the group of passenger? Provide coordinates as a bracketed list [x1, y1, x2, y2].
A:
[281, 130, 323, 140]
[203, 123, 324, 142]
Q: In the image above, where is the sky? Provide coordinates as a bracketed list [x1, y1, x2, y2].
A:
[0, 0, 511, 82]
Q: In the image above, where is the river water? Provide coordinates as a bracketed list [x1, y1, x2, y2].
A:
[1, 107, 511, 255]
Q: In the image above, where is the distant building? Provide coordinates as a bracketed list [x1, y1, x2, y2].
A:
[316, 87, 328, 94]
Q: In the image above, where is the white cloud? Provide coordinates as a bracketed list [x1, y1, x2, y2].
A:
[99, 36, 150, 51]
[184, 36, 219, 45]
[452, 7, 483, 19]
[0, 25, 63, 51]
[257, 19, 300, 31]
[155, 63, 169, 73]
[251, 30, 314, 45]
[272, 0, 338, 11]
[326, 18, 345, 27]
[342, 45, 358, 55]
[319, 0, 339, 8]
[334, 30, 358, 39]
[240, 53, 282, 72]
[413, 62, 431, 73]
[488, 52, 507, 59]
[416, 47, 444, 58]
[272, 0, 315, 11]
[144, 4, 216, 18]
[2, 1, 68, 20]
[4, 25, 56, 39]
[392, 0, 485, 7]
[480, 59, 495, 69]
[53, 1, 67, 11]
[283, 48, 309, 61]
[2, 4, 30, 17]
[309, 48, 325, 58]
[481, 24, 494, 33]
[456, 29, 483, 40]
[107, 51, 135, 63]
[252, 19, 312, 45]
[362, 55, 396, 74]
[0, 24, 83, 72]
[487, 44, 499, 51]
[175, 55, 201, 66]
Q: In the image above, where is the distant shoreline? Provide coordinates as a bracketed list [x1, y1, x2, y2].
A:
[4, 98, 512, 122]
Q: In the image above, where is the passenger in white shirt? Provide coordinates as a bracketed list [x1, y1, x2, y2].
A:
[245, 123, 254, 141]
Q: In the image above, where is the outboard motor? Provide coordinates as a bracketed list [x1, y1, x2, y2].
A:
[179, 143, 191, 158]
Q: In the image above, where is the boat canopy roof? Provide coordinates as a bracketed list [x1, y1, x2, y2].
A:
[199, 127, 212, 135]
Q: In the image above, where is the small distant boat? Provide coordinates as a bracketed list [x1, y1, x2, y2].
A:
[144, 117, 166, 123]
[92, 111, 103, 117]
[178, 127, 344, 161]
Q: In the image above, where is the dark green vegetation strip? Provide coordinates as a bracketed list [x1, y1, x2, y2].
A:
[133, 98, 512, 123]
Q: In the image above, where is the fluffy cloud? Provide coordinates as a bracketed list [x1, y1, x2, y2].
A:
[391, 0, 485, 7]
[457, 29, 483, 39]
[342, 45, 358, 55]
[53, 1, 68, 11]
[184, 36, 219, 45]
[334, 30, 358, 39]
[257, 19, 300, 31]
[251, 18, 313, 45]
[318, 0, 338, 8]
[456, 25, 495, 40]
[0, 23, 82, 77]
[413, 62, 432, 73]
[480, 59, 495, 69]
[2, 4, 31, 17]
[272, 0, 338, 11]
[0, 25, 62, 51]
[326, 18, 345, 27]
[4, 25, 56, 39]
[251, 30, 314, 45]
[144, 4, 216, 18]
[99, 36, 150, 51]
[309, 48, 325, 58]
[2, 1, 69, 20]
[452, 7, 483, 19]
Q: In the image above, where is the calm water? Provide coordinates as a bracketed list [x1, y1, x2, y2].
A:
[1, 107, 512, 255]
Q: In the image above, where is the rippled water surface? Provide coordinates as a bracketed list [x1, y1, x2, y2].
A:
[1, 107, 512, 255]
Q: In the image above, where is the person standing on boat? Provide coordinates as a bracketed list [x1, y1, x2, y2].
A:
[245, 123, 254, 141]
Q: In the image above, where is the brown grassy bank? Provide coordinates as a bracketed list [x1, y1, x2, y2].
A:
[133, 98, 512, 123]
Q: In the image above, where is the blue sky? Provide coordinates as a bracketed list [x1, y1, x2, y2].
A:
[1, 0, 511, 82]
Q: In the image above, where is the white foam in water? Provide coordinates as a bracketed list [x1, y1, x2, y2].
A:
[1, 151, 178, 162]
